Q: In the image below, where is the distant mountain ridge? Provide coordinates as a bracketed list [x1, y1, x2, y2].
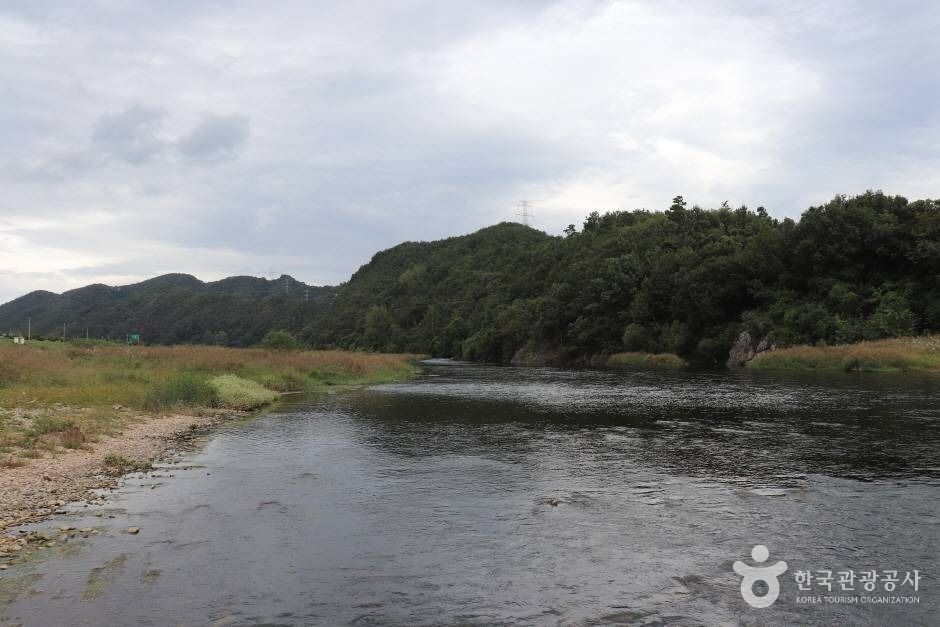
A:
[0, 273, 336, 347]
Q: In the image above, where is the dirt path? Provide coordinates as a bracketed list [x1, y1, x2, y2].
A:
[0, 413, 227, 532]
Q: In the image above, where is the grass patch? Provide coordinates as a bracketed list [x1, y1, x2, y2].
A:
[0, 343, 420, 455]
[102, 454, 153, 476]
[29, 415, 75, 435]
[208, 375, 278, 410]
[606, 352, 688, 369]
[747, 335, 940, 373]
[145, 372, 219, 411]
[16, 416, 86, 449]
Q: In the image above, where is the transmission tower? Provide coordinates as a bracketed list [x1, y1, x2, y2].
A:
[517, 200, 534, 226]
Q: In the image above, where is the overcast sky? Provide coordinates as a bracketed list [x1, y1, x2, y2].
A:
[1, 0, 938, 304]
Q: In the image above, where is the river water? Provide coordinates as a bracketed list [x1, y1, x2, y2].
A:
[2, 360, 938, 625]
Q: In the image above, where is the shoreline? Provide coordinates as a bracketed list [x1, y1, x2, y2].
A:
[0, 345, 421, 544]
[0, 411, 234, 534]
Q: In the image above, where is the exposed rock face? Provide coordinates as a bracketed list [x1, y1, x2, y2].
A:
[727, 331, 776, 367]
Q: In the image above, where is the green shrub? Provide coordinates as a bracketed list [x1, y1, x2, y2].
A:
[146, 372, 219, 411]
[208, 375, 278, 410]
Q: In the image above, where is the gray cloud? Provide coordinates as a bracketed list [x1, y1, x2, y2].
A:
[1, 0, 938, 305]
[178, 113, 250, 162]
[92, 104, 167, 165]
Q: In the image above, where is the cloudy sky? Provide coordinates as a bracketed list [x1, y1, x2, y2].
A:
[1, 0, 938, 304]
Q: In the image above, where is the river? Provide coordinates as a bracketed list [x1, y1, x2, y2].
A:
[2, 360, 938, 625]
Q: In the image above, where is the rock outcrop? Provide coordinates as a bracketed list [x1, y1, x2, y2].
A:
[727, 331, 776, 367]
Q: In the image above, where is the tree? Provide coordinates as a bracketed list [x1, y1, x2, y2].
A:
[363, 304, 394, 349]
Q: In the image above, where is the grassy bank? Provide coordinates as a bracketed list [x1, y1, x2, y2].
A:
[746, 335, 940, 373]
[0, 341, 419, 463]
[606, 351, 688, 369]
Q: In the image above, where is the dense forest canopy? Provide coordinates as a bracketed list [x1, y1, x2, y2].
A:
[2, 191, 937, 365]
[305, 191, 939, 364]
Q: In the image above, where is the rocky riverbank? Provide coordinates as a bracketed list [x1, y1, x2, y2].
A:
[0, 411, 230, 533]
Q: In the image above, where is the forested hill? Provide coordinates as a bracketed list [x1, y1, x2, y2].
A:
[305, 191, 939, 364]
[0, 274, 336, 346]
[3, 191, 938, 364]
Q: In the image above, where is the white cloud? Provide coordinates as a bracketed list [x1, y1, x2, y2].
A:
[438, 0, 823, 215]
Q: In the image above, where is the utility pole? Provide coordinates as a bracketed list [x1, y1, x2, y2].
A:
[63, 323, 66, 341]
[517, 200, 534, 226]
[27, 317, 30, 341]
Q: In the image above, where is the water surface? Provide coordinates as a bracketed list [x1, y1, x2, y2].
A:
[2, 361, 938, 625]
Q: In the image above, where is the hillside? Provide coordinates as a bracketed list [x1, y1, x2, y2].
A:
[3, 191, 938, 363]
[0, 274, 336, 347]
[304, 191, 939, 364]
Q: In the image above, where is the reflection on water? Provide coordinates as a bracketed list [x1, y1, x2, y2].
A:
[2, 360, 938, 625]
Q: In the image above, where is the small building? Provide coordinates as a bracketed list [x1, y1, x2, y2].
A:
[12, 336, 25, 345]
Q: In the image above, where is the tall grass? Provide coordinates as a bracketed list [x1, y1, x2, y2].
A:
[145, 372, 219, 411]
[0, 342, 420, 459]
[0, 343, 419, 409]
[606, 351, 688, 369]
[747, 335, 940, 373]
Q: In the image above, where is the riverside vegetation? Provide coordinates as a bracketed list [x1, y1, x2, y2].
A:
[1, 190, 938, 366]
[313, 191, 938, 365]
[0, 341, 418, 466]
[746, 335, 940, 373]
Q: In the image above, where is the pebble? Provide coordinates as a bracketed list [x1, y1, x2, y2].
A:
[125, 527, 140, 534]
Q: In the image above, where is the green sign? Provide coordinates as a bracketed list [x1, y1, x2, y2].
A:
[128, 334, 141, 344]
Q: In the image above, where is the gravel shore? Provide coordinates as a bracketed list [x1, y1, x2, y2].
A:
[0, 412, 228, 532]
